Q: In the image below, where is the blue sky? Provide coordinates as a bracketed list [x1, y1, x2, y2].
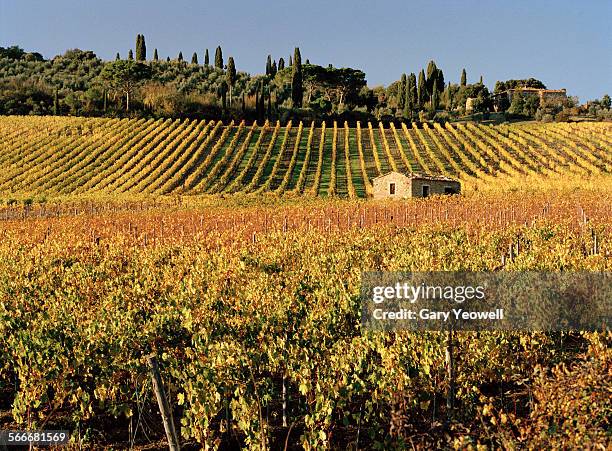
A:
[1, 0, 610, 102]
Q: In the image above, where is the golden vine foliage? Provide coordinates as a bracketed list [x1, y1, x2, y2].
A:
[0, 190, 609, 448]
[0, 116, 609, 198]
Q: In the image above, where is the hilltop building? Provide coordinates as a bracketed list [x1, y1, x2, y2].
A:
[371, 171, 460, 200]
[465, 97, 477, 114]
[492, 87, 567, 111]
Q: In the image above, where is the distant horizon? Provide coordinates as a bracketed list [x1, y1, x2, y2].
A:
[2, 0, 611, 102]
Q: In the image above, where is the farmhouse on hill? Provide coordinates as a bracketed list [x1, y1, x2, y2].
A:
[371, 171, 460, 200]
[491, 87, 567, 111]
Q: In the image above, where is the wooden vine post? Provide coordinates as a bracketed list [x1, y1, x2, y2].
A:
[445, 327, 456, 421]
[147, 354, 181, 451]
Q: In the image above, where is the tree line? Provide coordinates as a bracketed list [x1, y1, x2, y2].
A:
[1, 36, 610, 123]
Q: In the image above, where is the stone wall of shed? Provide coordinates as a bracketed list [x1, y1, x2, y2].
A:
[372, 173, 411, 199]
[410, 179, 461, 197]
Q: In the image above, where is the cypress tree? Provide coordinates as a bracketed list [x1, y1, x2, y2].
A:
[267, 91, 272, 119]
[431, 85, 439, 111]
[128, 49, 134, 60]
[398, 74, 407, 110]
[417, 70, 427, 108]
[436, 68, 445, 94]
[291, 68, 302, 107]
[266, 55, 272, 75]
[215, 46, 223, 69]
[204, 49, 209, 66]
[136, 34, 146, 61]
[278, 58, 285, 70]
[426, 60, 437, 77]
[445, 83, 454, 110]
[153, 48, 159, 61]
[242, 92, 246, 114]
[53, 89, 59, 115]
[405, 73, 417, 118]
[178, 51, 183, 62]
[410, 73, 418, 103]
[271, 60, 277, 76]
[403, 81, 411, 118]
[115, 52, 120, 61]
[426, 60, 438, 96]
[191, 52, 198, 64]
[289, 55, 293, 67]
[166, 56, 170, 62]
[291, 47, 303, 108]
[461, 68, 467, 86]
[479, 75, 483, 84]
[103, 89, 107, 112]
[226, 57, 236, 106]
[305, 59, 310, 64]
[294, 47, 301, 67]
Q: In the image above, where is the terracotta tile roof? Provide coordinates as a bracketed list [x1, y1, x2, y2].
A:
[372, 171, 459, 182]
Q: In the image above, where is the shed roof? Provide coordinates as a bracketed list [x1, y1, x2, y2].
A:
[372, 171, 458, 183]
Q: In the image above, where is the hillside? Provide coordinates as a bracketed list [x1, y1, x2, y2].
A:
[0, 116, 610, 198]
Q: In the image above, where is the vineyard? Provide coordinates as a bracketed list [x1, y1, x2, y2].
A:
[0, 114, 611, 449]
[0, 116, 610, 198]
[0, 189, 610, 449]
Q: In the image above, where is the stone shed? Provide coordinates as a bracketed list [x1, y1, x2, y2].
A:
[371, 171, 460, 199]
